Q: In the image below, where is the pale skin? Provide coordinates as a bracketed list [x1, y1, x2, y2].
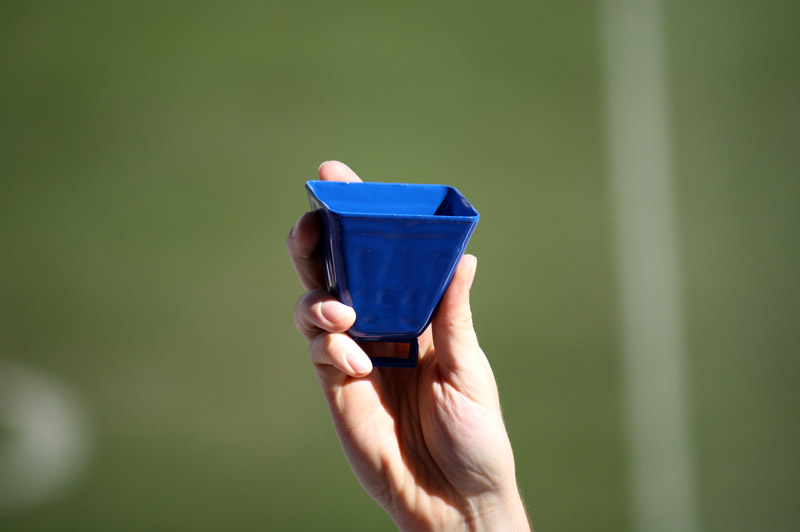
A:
[287, 161, 532, 531]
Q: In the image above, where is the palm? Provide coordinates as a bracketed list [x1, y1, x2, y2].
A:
[319, 331, 509, 530]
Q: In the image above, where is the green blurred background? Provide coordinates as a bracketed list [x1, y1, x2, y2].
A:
[1, 1, 798, 530]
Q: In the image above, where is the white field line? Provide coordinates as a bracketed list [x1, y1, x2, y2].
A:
[598, 1, 699, 531]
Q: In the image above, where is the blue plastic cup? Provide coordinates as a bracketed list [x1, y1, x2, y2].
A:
[306, 180, 479, 367]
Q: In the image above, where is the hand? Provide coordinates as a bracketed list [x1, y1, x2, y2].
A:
[287, 161, 531, 531]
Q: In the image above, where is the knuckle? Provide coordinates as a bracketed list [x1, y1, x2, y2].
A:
[443, 310, 474, 332]
[308, 333, 333, 365]
[293, 291, 324, 339]
[293, 294, 309, 328]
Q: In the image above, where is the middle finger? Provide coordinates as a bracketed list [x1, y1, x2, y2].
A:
[294, 289, 356, 342]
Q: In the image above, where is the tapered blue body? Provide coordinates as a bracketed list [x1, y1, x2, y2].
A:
[306, 181, 479, 366]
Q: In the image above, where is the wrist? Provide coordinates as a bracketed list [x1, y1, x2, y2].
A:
[462, 483, 531, 532]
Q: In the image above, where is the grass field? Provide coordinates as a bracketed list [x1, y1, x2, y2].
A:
[1, 1, 798, 530]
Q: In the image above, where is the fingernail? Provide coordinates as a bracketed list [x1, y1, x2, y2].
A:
[290, 214, 304, 239]
[318, 160, 331, 171]
[320, 301, 349, 324]
[348, 346, 372, 375]
[466, 259, 477, 291]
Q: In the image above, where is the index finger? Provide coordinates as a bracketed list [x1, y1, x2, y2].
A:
[286, 161, 364, 291]
[287, 211, 324, 291]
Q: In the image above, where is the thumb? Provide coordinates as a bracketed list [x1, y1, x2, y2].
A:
[431, 254, 483, 372]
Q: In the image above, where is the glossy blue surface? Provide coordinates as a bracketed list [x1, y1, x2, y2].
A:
[306, 181, 479, 367]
